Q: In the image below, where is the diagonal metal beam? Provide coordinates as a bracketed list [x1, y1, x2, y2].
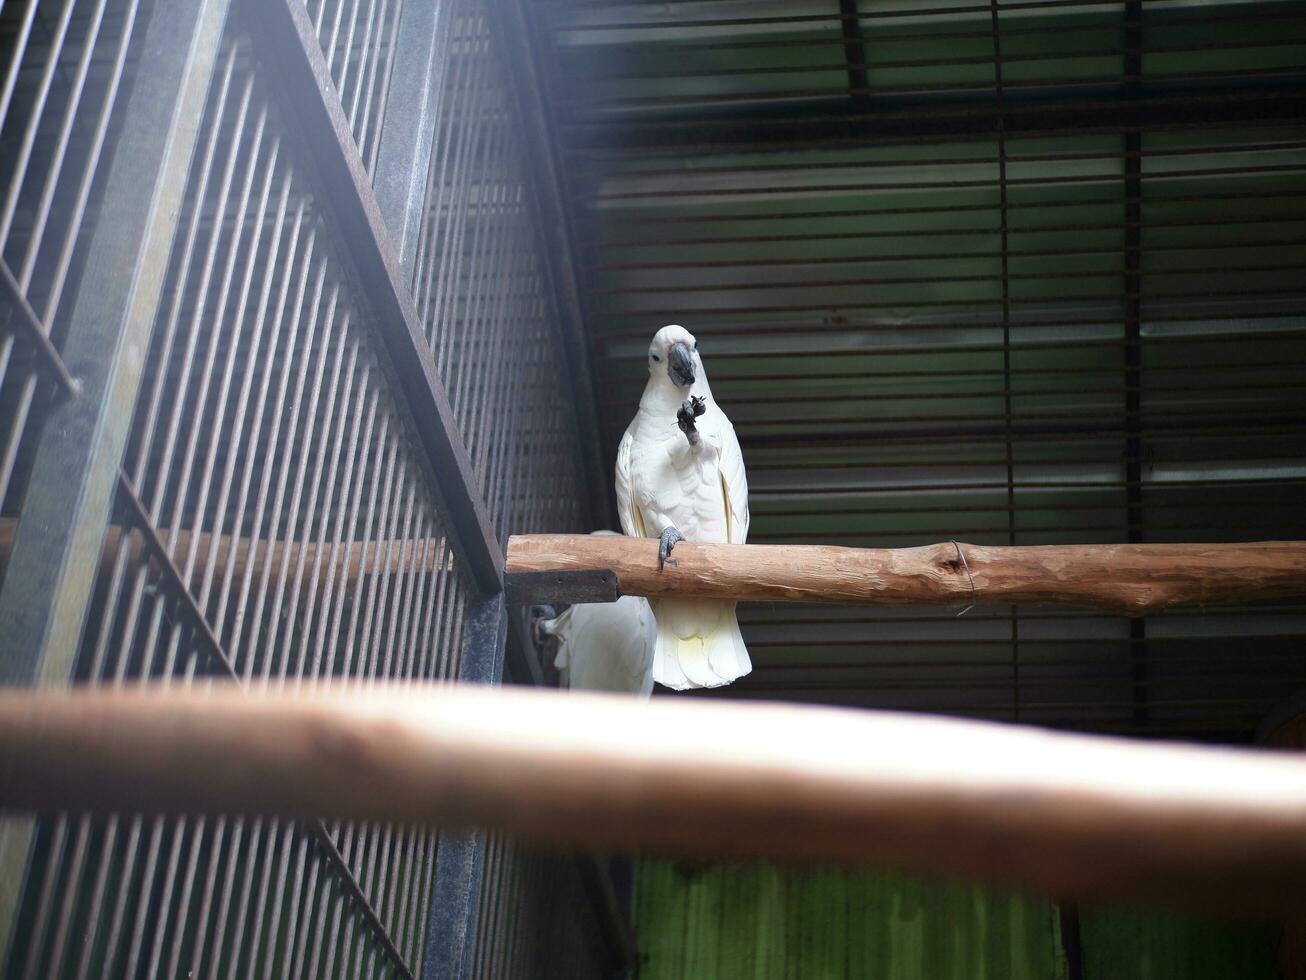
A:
[240, 0, 504, 598]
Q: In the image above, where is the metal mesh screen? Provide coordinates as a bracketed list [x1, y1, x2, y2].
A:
[411, 0, 587, 543]
[5, 28, 471, 978]
[0, 0, 153, 530]
[468, 837, 611, 980]
[0, 0, 611, 975]
[544, 0, 1306, 740]
[303, 0, 403, 175]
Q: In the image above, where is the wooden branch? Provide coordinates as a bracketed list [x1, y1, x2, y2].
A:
[6, 521, 1303, 615]
[4, 682, 1306, 906]
[506, 534, 1306, 615]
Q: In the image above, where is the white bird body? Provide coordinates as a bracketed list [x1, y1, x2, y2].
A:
[615, 325, 751, 690]
[540, 532, 656, 697]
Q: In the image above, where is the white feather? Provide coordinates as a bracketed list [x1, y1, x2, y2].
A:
[615, 325, 752, 691]
[540, 533, 655, 697]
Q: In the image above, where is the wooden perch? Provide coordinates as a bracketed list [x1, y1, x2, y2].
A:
[4, 682, 1306, 906]
[5, 520, 1303, 615]
[506, 534, 1306, 615]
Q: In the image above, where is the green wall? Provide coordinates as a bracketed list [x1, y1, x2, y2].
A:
[635, 861, 1281, 980]
[1081, 905, 1281, 980]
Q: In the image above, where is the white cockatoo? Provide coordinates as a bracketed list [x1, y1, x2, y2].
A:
[614, 324, 751, 690]
[538, 532, 656, 697]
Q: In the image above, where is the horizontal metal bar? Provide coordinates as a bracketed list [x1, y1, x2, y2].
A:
[573, 67, 1306, 113]
[504, 569, 619, 607]
[553, 0, 1253, 32]
[241, 0, 503, 598]
[561, 37, 1306, 83]
[564, 91, 1306, 153]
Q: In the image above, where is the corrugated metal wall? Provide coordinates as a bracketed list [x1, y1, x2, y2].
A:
[638, 861, 1067, 980]
[536, 0, 1306, 741]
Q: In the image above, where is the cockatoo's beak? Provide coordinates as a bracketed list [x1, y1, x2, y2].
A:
[667, 342, 695, 388]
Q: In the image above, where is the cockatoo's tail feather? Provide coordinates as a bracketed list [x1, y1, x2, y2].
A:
[650, 597, 751, 690]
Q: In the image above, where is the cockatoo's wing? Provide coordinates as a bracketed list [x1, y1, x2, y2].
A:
[615, 428, 647, 538]
[546, 596, 655, 696]
[718, 419, 750, 544]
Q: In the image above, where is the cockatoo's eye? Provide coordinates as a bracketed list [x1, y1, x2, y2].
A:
[650, 351, 662, 363]
[692, 340, 698, 352]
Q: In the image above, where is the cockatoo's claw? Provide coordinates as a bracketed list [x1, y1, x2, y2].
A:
[658, 526, 684, 571]
[676, 399, 703, 446]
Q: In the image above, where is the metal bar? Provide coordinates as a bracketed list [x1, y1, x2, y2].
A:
[485, 0, 613, 530]
[563, 92, 1306, 152]
[0, 261, 79, 398]
[421, 592, 506, 980]
[572, 852, 636, 976]
[241, 0, 504, 597]
[372, 0, 450, 278]
[837, 0, 870, 111]
[986, 0, 1020, 721]
[1123, 0, 1148, 731]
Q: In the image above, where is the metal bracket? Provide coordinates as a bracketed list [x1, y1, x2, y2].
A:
[504, 569, 620, 606]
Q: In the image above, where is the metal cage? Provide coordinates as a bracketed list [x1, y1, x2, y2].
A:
[0, 0, 613, 977]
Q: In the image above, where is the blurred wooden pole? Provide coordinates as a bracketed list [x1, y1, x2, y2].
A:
[507, 534, 1306, 615]
[4, 682, 1306, 907]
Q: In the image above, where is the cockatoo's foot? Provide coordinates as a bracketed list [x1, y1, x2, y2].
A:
[529, 604, 556, 646]
[658, 526, 684, 571]
[676, 396, 707, 447]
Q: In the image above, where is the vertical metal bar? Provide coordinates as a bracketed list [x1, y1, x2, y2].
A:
[1059, 901, 1086, 980]
[0, 0, 233, 964]
[1124, 0, 1148, 728]
[987, 0, 1020, 723]
[376, 0, 451, 282]
[836, 0, 869, 111]
[421, 592, 506, 980]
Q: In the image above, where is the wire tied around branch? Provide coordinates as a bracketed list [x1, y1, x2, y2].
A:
[950, 540, 977, 617]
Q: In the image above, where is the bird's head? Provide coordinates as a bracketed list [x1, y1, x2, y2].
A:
[647, 324, 699, 390]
